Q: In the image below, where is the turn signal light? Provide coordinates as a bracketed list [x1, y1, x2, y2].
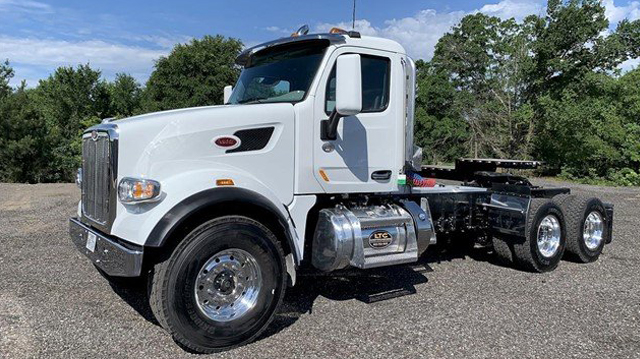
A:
[319, 169, 330, 182]
[118, 177, 161, 203]
[216, 179, 235, 186]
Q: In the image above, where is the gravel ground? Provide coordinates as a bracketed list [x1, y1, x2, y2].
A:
[0, 180, 638, 358]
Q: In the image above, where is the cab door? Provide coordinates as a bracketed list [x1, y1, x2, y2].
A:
[312, 48, 403, 193]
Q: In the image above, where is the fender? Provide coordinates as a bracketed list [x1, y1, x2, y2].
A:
[146, 186, 300, 264]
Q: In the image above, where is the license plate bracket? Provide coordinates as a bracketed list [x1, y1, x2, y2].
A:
[86, 232, 97, 252]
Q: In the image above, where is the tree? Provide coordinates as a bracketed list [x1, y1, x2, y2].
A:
[426, 13, 537, 160]
[0, 82, 50, 182]
[0, 59, 14, 98]
[531, 0, 640, 174]
[143, 35, 243, 111]
[33, 65, 111, 182]
[109, 73, 142, 117]
[413, 0, 640, 185]
[414, 60, 469, 163]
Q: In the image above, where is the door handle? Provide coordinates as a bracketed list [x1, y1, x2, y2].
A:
[371, 170, 392, 181]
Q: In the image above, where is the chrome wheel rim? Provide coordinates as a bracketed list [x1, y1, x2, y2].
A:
[583, 211, 604, 250]
[537, 214, 561, 258]
[194, 248, 262, 322]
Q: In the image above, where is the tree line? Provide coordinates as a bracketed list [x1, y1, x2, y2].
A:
[0, 36, 242, 183]
[1, 0, 639, 185]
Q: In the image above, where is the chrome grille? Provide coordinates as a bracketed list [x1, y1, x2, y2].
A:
[81, 130, 115, 228]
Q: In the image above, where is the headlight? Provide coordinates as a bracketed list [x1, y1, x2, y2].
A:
[118, 177, 161, 204]
[76, 168, 82, 188]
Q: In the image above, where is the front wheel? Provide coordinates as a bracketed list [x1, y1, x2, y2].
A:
[149, 216, 286, 353]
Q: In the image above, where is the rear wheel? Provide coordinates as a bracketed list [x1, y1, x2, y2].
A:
[149, 216, 286, 353]
[512, 198, 566, 272]
[555, 195, 607, 263]
[491, 236, 514, 265]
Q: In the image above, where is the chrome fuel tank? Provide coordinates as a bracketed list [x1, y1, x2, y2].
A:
[312, 203, 434, 271]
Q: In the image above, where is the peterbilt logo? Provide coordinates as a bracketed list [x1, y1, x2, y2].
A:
[368, 230, 393, 249]
[90, 131, 99, 141]
[212, 135, 241, 150]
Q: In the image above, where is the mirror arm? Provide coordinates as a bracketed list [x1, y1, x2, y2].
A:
[321, 109, 343, 141]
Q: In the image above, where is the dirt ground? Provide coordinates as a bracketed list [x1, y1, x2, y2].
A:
[0, 180, 638, 358]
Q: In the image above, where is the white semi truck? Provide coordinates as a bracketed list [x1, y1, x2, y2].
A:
[69, 26, 614, 353]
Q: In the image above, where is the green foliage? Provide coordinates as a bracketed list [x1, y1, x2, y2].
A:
[0, 63, 138, 182]
[143, 35, 242, 111]
[414, 60, 469, 163]
[418, 0, 640, 186]
[0, 83, 48, 182]
[31, 65, 111, 182]
[0, 14, 639, 185]
[427, 13, 539, 159]
[0, 59, 14, 98]
[0, 35, 242, 183]
[109, 73, 142, 117]
[608, 168, 640, 186]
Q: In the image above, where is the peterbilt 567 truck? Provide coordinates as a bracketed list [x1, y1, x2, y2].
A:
[69, 26, 614, 353]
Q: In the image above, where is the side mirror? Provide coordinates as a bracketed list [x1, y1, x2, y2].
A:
[335, 54, 362, 116]
[321, 54, 362, 141]
[223, 85, 233, 104]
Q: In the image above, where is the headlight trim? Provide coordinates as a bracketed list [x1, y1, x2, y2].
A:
[118, 177, 162, 204]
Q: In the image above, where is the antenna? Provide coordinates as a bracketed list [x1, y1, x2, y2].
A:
[352, 0, 356, 29]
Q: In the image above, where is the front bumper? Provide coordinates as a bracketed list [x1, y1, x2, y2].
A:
[69, 217, 143, 277]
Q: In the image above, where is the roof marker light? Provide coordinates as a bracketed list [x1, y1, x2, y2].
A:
[329, 27, 361, 38]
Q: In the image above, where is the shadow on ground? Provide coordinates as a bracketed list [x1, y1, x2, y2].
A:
[105, 241, 504, 346]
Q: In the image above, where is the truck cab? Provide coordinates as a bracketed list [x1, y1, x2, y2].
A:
[69, 27, 613, 353]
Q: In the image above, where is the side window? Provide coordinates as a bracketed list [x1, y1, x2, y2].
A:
[325, 54, 391, 114]
[325, 66, 337, 114]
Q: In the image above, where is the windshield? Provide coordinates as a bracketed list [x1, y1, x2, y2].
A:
[228, 41, 328, 105]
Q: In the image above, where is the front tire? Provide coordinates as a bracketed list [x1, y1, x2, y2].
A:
[149, 216, 286, 353]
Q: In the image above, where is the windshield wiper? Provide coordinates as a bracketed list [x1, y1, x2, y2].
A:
[236, 97, 267, 104]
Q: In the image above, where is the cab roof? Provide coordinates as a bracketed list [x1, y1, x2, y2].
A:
[235, 32, 406, 66]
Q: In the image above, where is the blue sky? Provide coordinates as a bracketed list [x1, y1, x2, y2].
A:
[1, 0, 638, 86]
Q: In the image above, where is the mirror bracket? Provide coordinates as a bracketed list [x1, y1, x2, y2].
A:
[223, 85, 233, 104]
[321, 109, 343, 141]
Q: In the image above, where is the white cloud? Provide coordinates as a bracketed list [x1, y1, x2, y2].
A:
[5, 0, 639, 86]
[0, 0, 52, 14]
[603, 0, 640, 23]
[265, 26, 291, 34]
[316, 0, 546, 60]
[478, 0, 545, 19]
[316, 0, 638, 62]
[620, 57, 640, 72]
[129, 34, 192, 49]
[2, 36, 168, 86]
[316, 13, 464, 60]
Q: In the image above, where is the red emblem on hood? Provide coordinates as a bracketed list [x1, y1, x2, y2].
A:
[213, 136, 240, 149]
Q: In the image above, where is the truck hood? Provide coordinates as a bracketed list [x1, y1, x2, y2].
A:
[113, 103, 296, 184]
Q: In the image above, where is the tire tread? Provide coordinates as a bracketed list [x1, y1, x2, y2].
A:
[149, 216, 286, 353]
[512, 198, 565, 272]
[560, 195, 605, 263]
